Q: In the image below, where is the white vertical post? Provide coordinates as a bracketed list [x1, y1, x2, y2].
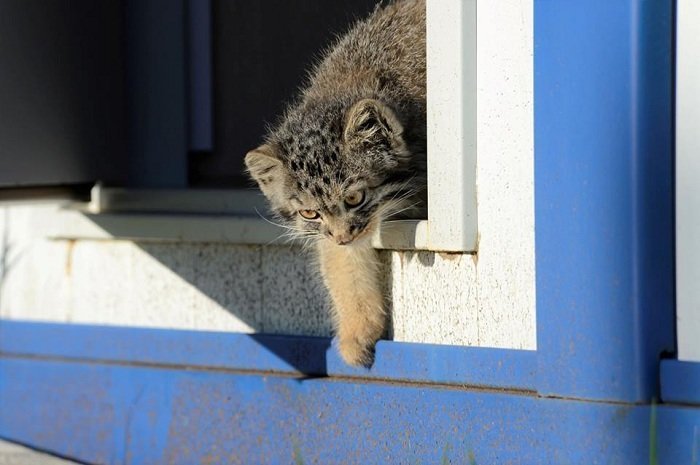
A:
[676, 0, 700, 362]
[425, 0, 478, 252]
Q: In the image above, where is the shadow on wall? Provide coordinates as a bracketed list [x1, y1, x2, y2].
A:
[130, 241, 397, 374]
[135, 241, 335, 337]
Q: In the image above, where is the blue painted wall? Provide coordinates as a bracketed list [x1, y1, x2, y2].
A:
[535, 0, 675, 402]
[0, 358, 674, 465]
[0, 322, 698, 464]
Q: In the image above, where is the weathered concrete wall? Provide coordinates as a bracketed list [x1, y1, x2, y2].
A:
[0, 205, 331, 336]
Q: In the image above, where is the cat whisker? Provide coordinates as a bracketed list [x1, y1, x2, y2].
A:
[254, 208, 314, 235]
[264, 230, 320, 248]
[385, 174, 421, 201]
[384, 188, 422, 212]
[253, 207, 290, 227]
[254, 211, 320, 247]
[377, 199, 423, 220]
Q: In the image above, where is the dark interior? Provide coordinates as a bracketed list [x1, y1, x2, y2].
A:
[200, 0, 379, 187]
[0, 0, 380, 193]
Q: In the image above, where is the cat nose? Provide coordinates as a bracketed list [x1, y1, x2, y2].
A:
[334, 232, 354, 245]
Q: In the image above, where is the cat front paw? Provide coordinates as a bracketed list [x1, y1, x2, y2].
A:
[336, 336, 376, 368]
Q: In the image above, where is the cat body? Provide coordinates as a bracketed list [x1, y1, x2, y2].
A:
[246, 0, 426, 366]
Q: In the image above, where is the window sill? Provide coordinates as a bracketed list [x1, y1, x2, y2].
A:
[51, 209, 437, 251]
[46, 187, 452, 251]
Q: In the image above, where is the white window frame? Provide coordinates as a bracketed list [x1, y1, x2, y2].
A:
[424, 0, 477, 252]
[676, 0, 700, 362]
[373, 0, 477, 252]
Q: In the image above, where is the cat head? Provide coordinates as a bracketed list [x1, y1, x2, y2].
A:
[245, 98, 418, 246]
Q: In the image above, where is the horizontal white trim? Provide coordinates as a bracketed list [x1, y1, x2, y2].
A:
[46, 187, 448, 251]
[51, 209, 447, 251]
[52, 209, 445, 251]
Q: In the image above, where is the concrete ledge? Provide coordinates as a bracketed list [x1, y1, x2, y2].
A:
[51, 207, 440, 251]
[44, 186, 465, 251]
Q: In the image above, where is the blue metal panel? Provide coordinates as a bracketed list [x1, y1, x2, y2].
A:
[0, 321, 536, 390]
[3, 356, 700, 464]
[0, 357, 679, 465]
[535, 0, 675, 402]
[657, 406, 700, 465]
[660, 360, 700, 405]
[4, 322, 700, 463]
[327, 339, 535, 390]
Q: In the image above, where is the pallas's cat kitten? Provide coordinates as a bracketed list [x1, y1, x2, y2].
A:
[245, 0, 426, 366]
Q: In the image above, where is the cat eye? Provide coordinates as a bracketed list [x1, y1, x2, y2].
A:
[299, 209, 320, 220]
[344, 191, 365, 208]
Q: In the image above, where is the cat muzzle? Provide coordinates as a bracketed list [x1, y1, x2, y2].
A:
[334, 233, 355, 245]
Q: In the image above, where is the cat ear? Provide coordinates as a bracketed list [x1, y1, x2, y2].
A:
[245, 144, 290, 209]
[343, 99, 404, 149]
[245, 144, 281, 185]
